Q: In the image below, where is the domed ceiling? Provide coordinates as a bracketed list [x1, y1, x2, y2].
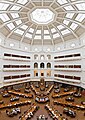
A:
[0, 0, 85, 45]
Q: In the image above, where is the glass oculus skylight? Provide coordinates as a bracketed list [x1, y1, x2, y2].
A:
[30, 8, 55, 24]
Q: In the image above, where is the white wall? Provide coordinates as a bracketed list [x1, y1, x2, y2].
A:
[0, 33, 85, 88]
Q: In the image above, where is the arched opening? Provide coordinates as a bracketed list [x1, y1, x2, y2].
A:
[34, 55, 38, 60]
[40, 55, 45, 60]
[47, 55, 51, 60]
[34, 62, 38, 68]
[40, 63, 45, 68]
[47, 70, 51, 77]
[47, 63, 51, 68]
[34, 70, 38, 77]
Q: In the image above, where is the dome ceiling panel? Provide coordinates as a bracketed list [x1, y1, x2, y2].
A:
[0, 0, 85, 45]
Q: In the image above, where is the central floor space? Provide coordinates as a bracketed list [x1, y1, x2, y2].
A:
[0, 80, 85, 120]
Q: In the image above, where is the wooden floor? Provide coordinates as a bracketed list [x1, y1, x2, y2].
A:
[0, 83, 85, 120]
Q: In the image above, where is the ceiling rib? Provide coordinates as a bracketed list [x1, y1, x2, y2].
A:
[0, 17, 28, 28]
[1, 0, 31, 10]
[31, 25, 38, 45]
[55, 0, 85, 10]
[41, 26, 44, 48]
[57, 16, 85, 29]
[20, 24, 33, 43]
[47, 25, 54, 46]
[55, 21, 79, 40]
[6, 21, 31, 40]
[0, 10, 27, 14]
[57, 10, 85, 14]
[6, 0, 18, 12]
[30, 0, 36, 7]
[49, 0, 56, 7]
[52, 24, 64, 42]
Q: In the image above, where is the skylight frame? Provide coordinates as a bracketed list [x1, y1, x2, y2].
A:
[44, 35, 51, 39]
[63, 20, 70, 25]
[44, 30, 49, 34]
[34, 35, 41, 39]
[64, 5, 75, 10]
[57, 0, 67, 5]
[57, 25, 65, 30]
[0, 3, 9, 10]
[0, 13, 10, 22]
[25, 32, 32, 39]
[75, 3, 85, 10]
[10, 5, 21, 11]
[61, 29, 70, 35]
[53, 33, 60, 39]
[51, 28, 56, 33]
[36, 30, 41, 34]
[70, 23, 78, 30]
[7, 22, 15, 30]
[28, 28, 34, 33]
[17, 0, 28, 5]
[15, 20, 22, 25]
[75, 14, 85, 22]
[20, 25, 28, 30]
[10, 13, 19, 18]
[14, 29, 24, 35]
[66, 13, 74, 19]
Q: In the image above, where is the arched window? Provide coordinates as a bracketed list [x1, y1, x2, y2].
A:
[34, 63, 38, 68]
[34, 55, 38, 60]
[47, 55, 51, 60]
[47, 63, 51, 68]
[34, 70, 38, 77]
[40, 63, 45, 68]
[47, 70, 51, 77]
[40, 55, 45, 60]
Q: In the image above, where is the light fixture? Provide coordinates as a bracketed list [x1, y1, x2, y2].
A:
[25, 47, 28, 50]
[71, 43, 75, 48]
[57, 47, 60, 50]
[10, 43, 14, 47]
[35, 48, 38, 51]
